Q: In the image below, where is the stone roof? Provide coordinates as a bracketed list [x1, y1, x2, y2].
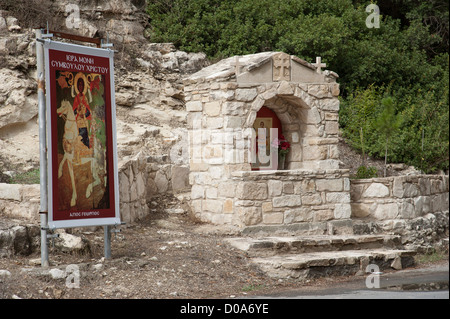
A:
[185, 52, 338, 84]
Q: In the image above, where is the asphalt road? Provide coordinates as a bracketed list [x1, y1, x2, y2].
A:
[249, 260, 449, 299]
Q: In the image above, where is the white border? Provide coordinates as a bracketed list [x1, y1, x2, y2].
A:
[44, 40, 120, 229]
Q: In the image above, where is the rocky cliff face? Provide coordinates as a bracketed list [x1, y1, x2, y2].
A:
[0, 0, 209, 177]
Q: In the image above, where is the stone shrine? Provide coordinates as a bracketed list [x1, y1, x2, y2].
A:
[183, 52, 351, 232]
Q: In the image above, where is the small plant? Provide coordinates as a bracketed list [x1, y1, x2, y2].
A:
[355, 165, 378, 179]
[10, 169, 40, 184]
[241, 283, 265, 292]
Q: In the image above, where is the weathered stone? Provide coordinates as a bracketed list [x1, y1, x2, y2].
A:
[273, 195, 301, 207]
[362, 183, 390, 198]
[204, 101, 221, 116]
[155, 170, 169, 193]
[400, 200, 416, 219]
[186, 101, 203, 112]
[203, 199, 223, 214]
[334, 203, 352, 219]
[238, 207, 262, 226]
[235, 88, 258, 102]
[171, 166, 190, 192]
[0, 183, 21, 201]
[284, 208, 313, 223]
[263, 213, 284, 224]
[373, 203, 399, 220]
[326, 192, 351, 204]
[55, 232, 90, 255]
[301, 194, 322, 205]
[236, 182, 268, 200]
[351, 203, 371, 218]
[316, 179, 342, 192]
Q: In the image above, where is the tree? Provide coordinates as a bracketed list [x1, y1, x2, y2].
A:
[374, 97, 402, 176]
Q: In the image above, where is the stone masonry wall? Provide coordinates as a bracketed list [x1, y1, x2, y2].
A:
[0, 153, 190, 225]
[351, 174, 449, 221]
[190, 168, 353, 234]
[350, 174, 449, 250]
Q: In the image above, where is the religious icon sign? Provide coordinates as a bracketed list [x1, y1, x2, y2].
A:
[44, 41, 120, 229]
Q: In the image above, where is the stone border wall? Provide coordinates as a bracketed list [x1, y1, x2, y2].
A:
[350, 174, 449, 250]
[0, 183, 40, 222]
[351, 174, 449, 221]
[0, 152, 190, 225]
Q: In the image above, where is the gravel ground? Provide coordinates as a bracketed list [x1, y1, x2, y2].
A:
[0, 212, 306, 299]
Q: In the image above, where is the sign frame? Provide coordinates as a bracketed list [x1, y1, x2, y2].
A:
[44, 40, 120, 229]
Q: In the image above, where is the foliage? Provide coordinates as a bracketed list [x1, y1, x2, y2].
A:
[374, 97, 403, 176]
[10, 169, 40, 184]
[355, 165, 378, 179]
[146, 0, 449, 173]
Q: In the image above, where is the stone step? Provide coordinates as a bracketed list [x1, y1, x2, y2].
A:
[225, 234, 402, 257]
[251, 249, 417, 280]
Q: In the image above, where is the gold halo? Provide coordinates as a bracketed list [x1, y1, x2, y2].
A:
[73, 72, 89, 96]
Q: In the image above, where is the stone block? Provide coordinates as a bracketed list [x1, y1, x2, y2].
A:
[186, 101, 202, 112]
[301, 194, 322, 205]
[191, 184, 205, 199]
[0, 183, 21, 201]
[308, 84, 330, 98]
[235, 88, 258, 101]
[204, 101, 221, 116]
[314, 209, 334, 221]
[334, 203, 352, 219]
[284, 207, 313, 223]
[325, 121, 339, 135]
[273, 195, 301, 207]
[362, 183, 390, 198]
[282, 182, 294, 194]
[268, 180, 283, 197]
[403, 183, 419, 198]
[263, 213, 284, 224]
[155, 170, 169, 193]
[400, 200, 416, 219]
[316, 179, 342, 192]
[319, 98, 340, 111]
[217, 182, 236, 197]
[118, 172, 130, 203]
[171, 166, 190, 192]
[302, 145, 327, 161]
[326, 192, 351, 204]
[223, 199, 233, 213]
[393, 176, 406, 198]
[414, 196, 431, 215]
[351, 203, 371, 218]
[373, 203, 399, 220]
[203, 199, 223, 214]
[236, 182, 268, 200]
[261, 201, 273, 213]
[238, 207, 262, 226]
[206, 187, 218, 199]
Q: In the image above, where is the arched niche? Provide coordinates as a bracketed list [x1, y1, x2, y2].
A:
[247, 94, 306, 171]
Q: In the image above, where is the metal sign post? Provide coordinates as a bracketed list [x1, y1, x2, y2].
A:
[36, 28, 50, 267]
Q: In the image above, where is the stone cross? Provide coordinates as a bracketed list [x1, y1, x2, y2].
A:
[231, 56, 243, 76]
[313, 56, 326, 74]
[273, 52, 291, 81]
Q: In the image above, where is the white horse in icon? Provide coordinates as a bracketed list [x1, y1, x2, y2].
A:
[57, 100, 101, 207]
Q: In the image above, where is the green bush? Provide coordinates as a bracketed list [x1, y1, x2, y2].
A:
[355, 165, 378, 179]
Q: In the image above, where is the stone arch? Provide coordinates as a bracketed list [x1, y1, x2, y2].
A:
[245, 82, 315, 169]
